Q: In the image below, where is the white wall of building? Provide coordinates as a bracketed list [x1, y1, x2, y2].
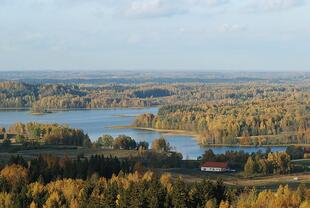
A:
[201, 167, 225, 172]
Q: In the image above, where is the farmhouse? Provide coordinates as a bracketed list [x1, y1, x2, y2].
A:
[201, 161, 228, 172]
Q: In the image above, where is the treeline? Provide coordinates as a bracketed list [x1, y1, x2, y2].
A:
[1, 164, 310, 207]
[5, 122, 91, 146]
[6, 148, 183, 180]
[96, 135, 171, 152]
[3, 80, 310, 113]
[243, 151, 291, 177]
[95, 135, 184, 168]
[31, 95, 158, 112]
[7, 154, 131, 183]
[96, 134, 143, 150]
[243, 146, 308, 176]
[200, 146, 307, 177]
[6, 153, 183, 183]
[135, 93, 310, 145]
[0, 81, 173, 112]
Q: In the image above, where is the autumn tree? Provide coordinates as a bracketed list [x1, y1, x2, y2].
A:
[151, 137, 171, 153]
[113, 135, 137, 150]
[0, 164, 28, 188]
[244, 157, 255, 177]
[97, 134, 114, 148]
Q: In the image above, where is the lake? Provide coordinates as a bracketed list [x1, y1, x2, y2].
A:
[0, 107, 287, 159]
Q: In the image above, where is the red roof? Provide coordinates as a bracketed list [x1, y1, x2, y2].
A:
[201, 161, 228, 168]
[304, 147, 310, 153]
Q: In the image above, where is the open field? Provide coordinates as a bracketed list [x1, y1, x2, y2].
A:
[157, 168, 310, 190]
[0, 145, 139, 165]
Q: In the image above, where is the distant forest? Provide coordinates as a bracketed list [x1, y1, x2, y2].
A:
[135, 84, 310, 146]
[0, 81, 172, 112]
[1, 71, 310, 84]
[3, 72, 310, 146]
[2, 78, 310, 114]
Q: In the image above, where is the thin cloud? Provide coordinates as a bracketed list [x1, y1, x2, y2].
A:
[124, 0, 231, 18]
[125, 0, 187, 18]
[187, 0, 229, 7]
[218, 23, 247, 33]
[0, 0, 232, 18]
[246, 0, 304, 12]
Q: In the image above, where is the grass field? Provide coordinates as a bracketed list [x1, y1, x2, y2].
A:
[157, 168, 310, 190]
[0, 145, 139, 165]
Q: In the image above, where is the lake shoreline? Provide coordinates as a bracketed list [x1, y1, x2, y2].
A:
[0, 106, 160, 114]
[0, 107, 304, 159]
[110, 125, 310, 148]
[109, 125, 200, 137]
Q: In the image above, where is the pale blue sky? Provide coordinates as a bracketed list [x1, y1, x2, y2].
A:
[0, 0, 309, 71]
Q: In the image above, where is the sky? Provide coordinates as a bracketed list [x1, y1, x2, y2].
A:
[0, 0, 309, 71]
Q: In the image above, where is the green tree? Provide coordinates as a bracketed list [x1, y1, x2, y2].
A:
[171, 178, 188, 208]
[244, 157, 255, 177]
[97, 134, 114, 148]
[137, 141, 149, 150]
[286, 145, 304, 160]
[15, 134, 26, 144]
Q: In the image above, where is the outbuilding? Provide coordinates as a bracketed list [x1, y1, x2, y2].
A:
[201, 161, 228, 172]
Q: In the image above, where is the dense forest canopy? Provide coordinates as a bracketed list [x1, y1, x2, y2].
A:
[1, 157, 310, 208]
[135, 91, 310, 145]
[0, 81, 173, 111]
[3, 76, 310, 147]
[3, 79, 310, 146]
[2, 80, 310, 113]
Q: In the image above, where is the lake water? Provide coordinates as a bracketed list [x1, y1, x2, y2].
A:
[0, 107, 287, 159]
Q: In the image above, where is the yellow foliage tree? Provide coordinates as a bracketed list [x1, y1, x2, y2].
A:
[0, 192, 13, 208]
[0, 164, 28, 187]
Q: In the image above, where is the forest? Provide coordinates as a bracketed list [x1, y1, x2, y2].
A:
[1, 125, 310, 207]
[0, 81, 170, 112]
[1, 156, 310, 208]
[2, 80, 310, 115]
[135, 90, 310, 145]
[2, 74, 310, 207]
